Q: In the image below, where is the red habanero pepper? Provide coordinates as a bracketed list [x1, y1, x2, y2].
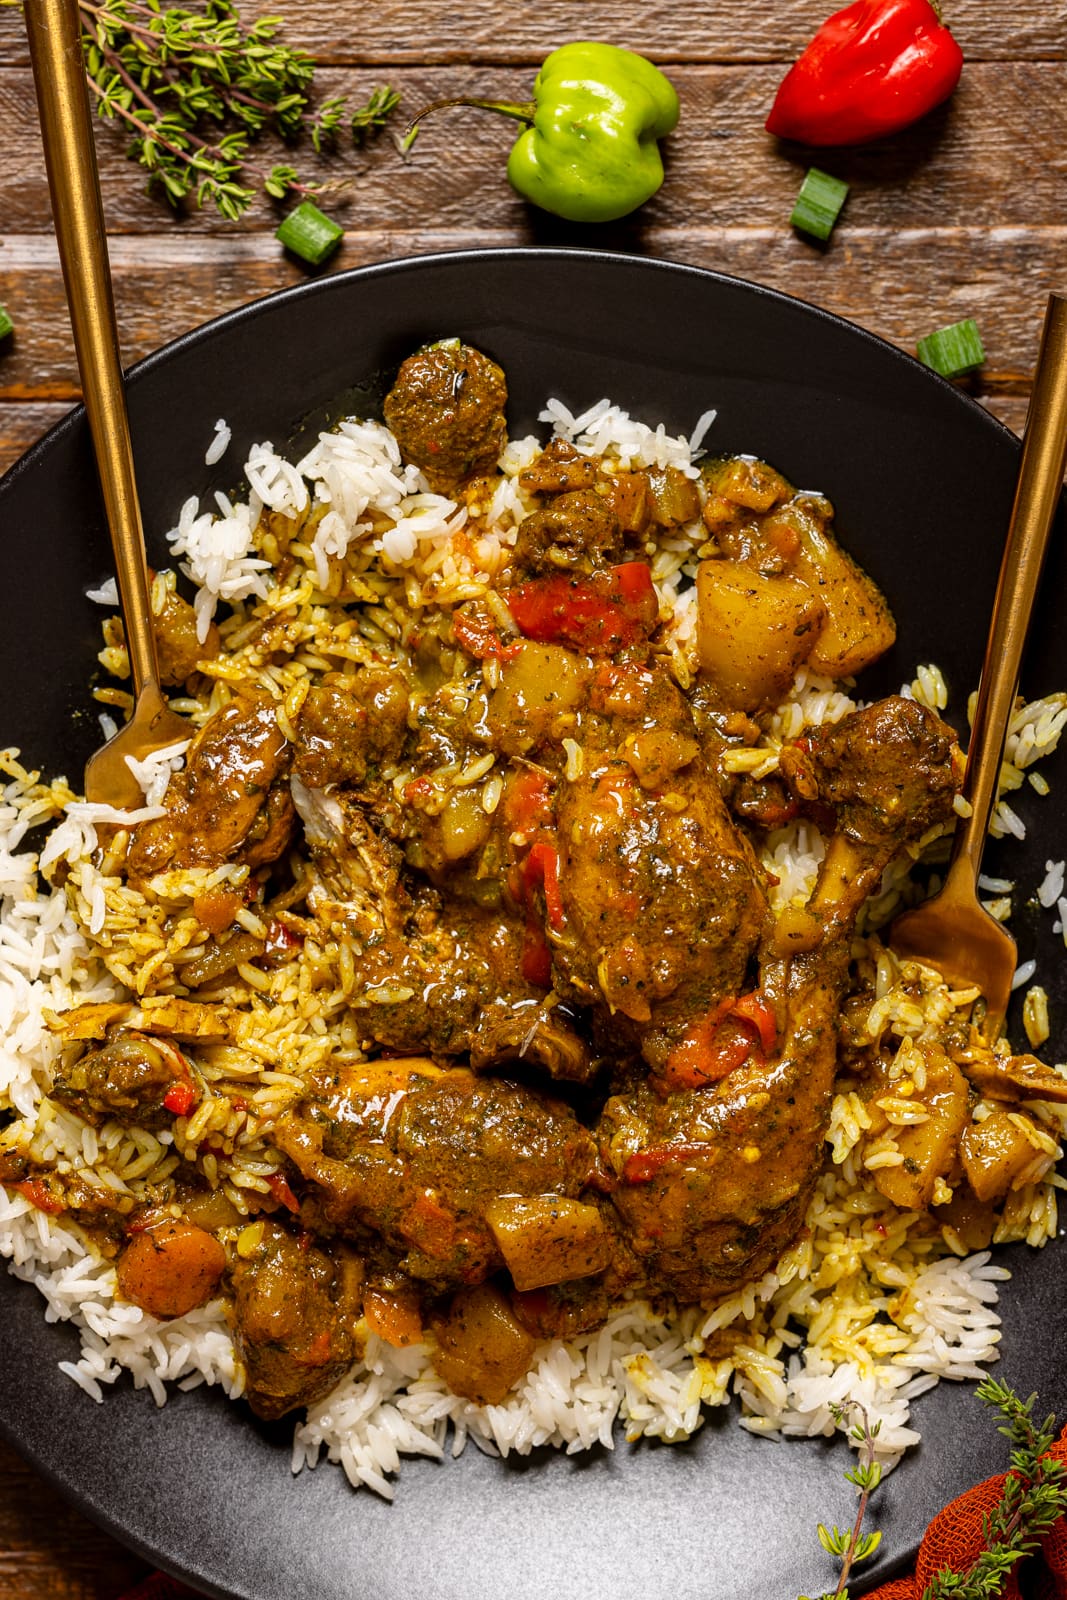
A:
[765, 0, 963, 146]
[506, 562, 657, 654]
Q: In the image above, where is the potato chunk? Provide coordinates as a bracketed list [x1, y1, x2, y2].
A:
[960, 1110, 1041, 1202]
[429, 1283, 536, 1404]
[791, 522, 895, 678]
[696, 560, 826, 711]
[933, 1183, 998, 1250]
[485, 1194, 614, 1291]
[487, 642, 588, 754]
[867, 1043, 969, 1211]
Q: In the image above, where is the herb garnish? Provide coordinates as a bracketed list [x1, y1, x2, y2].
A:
[926, 1379, 1067, 1598]
[350, 85, 401, 146]
[1, 0, 401, 218]
[802, 1379, 1067, 1600]
[800, 1401, 884, 1600]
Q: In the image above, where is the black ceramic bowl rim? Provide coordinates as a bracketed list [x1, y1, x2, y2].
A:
[5, 244, 1015, 486]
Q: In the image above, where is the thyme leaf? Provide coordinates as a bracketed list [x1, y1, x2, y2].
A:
[6, 0, 402, 218]
[350, 83, 401, 145]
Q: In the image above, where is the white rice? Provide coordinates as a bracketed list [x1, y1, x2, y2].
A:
[1039, 860, 1065, 908]
[538, 398, 704, 473]
[3, 391, 1065, 1501]
[123, 739, 192, 808]
[204, 418, 231, 467]
[85, 577, 119, 607]
[167, 491, 272, 643]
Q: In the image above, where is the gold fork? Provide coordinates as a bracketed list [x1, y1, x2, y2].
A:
[25, 0, 189, 810]
[891, 292, 1067, 1037]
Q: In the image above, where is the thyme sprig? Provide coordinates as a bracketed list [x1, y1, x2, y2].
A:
[802, 1379, 1067, 1600]
[2, 0, 400, 218]
[924, 1378, 1067, 1599]
[800, 1402, 884, 1600]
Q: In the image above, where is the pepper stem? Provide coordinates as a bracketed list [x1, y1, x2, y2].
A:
[406, 96, 538, 136]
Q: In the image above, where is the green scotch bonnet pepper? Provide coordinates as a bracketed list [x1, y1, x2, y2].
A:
[410, 42, 680, 223]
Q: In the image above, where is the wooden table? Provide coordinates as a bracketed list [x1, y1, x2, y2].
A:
[1, 0, 1065, 1593]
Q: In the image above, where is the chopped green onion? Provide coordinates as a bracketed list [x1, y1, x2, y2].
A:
[790, 168, 849, 242]
[275, 201, 344, 267]
[916, 319, 986, 378]
[0, 304, 13, 341]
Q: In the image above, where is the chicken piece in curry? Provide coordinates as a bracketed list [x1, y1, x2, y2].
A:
[7, 340, 1060, 1422]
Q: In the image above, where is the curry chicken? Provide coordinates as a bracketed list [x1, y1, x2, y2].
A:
[3, 341, 1061, 1421]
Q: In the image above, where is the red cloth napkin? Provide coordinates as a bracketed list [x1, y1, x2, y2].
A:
[865, 1427, 1067, 1600]
[120, 1431, 1067, 1600]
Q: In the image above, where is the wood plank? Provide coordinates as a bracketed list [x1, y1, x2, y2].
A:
[0, 402, 73, 475]
[0, 1437, 152, 1599]
[2, 61, 1066, 237]
[0, 226, 1057, 403]
[2, 0, 1063, 66]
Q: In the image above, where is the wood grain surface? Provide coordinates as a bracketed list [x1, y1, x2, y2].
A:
[0, 1434, 153, 1599]
[0, 0, 1065, 1593]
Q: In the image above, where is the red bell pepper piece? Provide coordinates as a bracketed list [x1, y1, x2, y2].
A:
[295, 1328, 335, 1367]
[399, 1192, 459, 1259]
[11, 1178, 65, 1215]
[523, 840, 565, 931]
[162, 1081, 198, 1117]
[265, 1172, 301, 1214]
[265, 918, 302, 961]
[727, 991, 778, 1056]
[609, 561, 658, 610]
[514, 835, 564, 986]
[521, 926, 553, 986]
[502, 769, 555, 833]
[657, 991, 777, 1092]
[622, 1144, 718, 1185]
[765, 0, 963, 146]
[506, 562, 657, 655]
[452, 604, 523, 663]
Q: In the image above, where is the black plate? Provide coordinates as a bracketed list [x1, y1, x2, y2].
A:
[2, 249, 1065, 1600]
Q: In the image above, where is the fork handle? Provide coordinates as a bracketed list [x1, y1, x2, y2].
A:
[24, 0, 162, 698]
[952, 292, 1067, 884]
